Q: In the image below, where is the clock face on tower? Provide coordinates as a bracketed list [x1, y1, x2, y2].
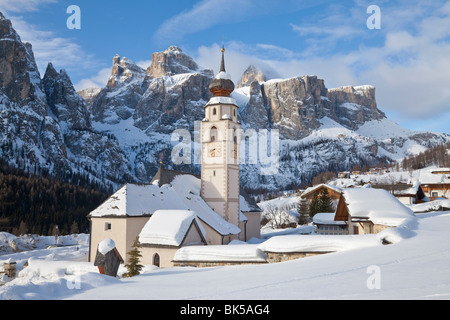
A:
[208, 142, 222, 158]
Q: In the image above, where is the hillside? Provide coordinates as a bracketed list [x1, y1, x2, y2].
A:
[0, 160, 109, 235]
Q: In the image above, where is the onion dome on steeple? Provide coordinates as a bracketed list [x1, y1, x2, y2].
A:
[209, 46, 235, 97]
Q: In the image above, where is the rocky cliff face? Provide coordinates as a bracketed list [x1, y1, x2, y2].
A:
[43, 63, 91, 131]
[0, 12, 130, 189]
[0, 12, 63, 171]
[237, 75, 386, 140]
[134, 46, 214, 134]
[146, 45, 203, 79]
[91, 55, 146, 124]
[0, 13, 46, 113]
[328, 85, 384, 130]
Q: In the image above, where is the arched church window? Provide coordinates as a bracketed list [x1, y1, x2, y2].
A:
[213, 108, 217, 115]
[153, 253, 160, 267]
[210, 126, 218, 142]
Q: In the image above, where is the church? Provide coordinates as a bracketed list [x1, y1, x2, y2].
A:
[88, 48, 262, 268]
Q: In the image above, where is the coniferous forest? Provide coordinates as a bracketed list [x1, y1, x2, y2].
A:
[0, 159, 110, 236]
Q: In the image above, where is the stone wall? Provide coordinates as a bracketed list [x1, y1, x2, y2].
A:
[265, 251, 332, 264]
[173, 250, 334, 267]
[173, 260, 267, 268]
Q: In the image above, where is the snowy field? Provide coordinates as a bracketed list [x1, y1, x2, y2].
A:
[0, 210, 450, 301]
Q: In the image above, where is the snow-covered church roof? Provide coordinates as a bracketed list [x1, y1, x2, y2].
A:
[139, 210, 206, 247]
[89, 174, 243, 236]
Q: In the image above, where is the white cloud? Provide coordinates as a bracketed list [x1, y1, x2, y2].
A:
[290, 24, 363, 40]
[74, 67, 111, 91]
[255, 44, 296, 60]
[154, 0, 321, 45]
[135, 60, 152, 70]
[154, 0, 254, 44]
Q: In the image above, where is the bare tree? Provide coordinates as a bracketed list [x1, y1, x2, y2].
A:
[262, 204, 297, 229]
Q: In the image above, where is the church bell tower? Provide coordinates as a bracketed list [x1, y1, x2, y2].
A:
[201, 47, 241, 228]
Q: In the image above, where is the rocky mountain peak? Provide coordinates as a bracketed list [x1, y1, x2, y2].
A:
[43, 62, 60, 79]
[0, 11, 20, 42]
[166, 45, 183, 53]
[107, 54, 145, 88]
[77, 87, 101, 109]
[146, 46, 202, 79]
[91, 54, 146, 123]
[328, 85, 378, 111]
[237, 65, 266, 88]
[42, 62, 91, 131]
[0, 11, 46, 114]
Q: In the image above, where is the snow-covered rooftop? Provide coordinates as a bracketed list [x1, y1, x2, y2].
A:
[98, 238, 116, 255]
[313, 212, 346, 225]
[301, 183, 343, 197]
[342, 188, 415, 227]
[205, 96, 237, 107]
[215, 71, 231, 80]
[89, 175, 241, 236]
[407, 198, 450, 213]
[88, 183, 185, 217]
[139, 210, 205, 247]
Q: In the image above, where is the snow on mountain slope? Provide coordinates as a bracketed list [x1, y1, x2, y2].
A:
[357, 118, 413, 140]
[301, 117, 361, 143]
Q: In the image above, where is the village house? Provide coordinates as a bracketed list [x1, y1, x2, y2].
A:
[370, 182, 427, 205]
[334, 187, 415, 235]
[418, 168, 450, 200]
[301, 184, 343, 202]
[338, 171, 350, 179]
[88, 48, 262, 268]
[313, 212, 347, 235]
[431, 168, 450, 175]
[421, 183, 450, 200]
[300, 184, 343, 210]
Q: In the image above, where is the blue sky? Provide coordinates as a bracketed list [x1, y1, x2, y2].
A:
[1, 0, 450, 134]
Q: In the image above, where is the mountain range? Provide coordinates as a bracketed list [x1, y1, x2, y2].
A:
[1, 11, 449, 193]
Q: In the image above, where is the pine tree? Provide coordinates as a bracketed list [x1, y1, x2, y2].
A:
[123, 237, 143, 278]
[317, 189, 334, 213]
[297, 197, 310, 225]
[70, 220, 79, 234]
[309, 193, 320, 217]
